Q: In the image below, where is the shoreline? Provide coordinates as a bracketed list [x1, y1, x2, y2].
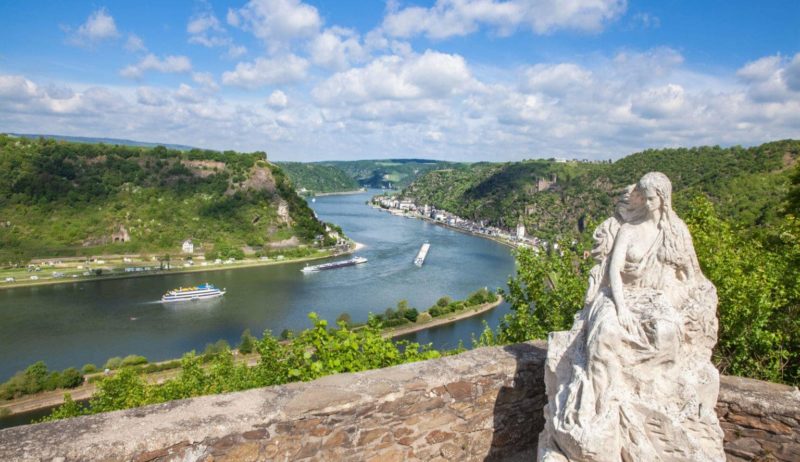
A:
[369, 205, 517, 250]
[0, 296, 502, 419]
[0, 246, 359, 291]
[314, 189, 367, 197]
[383, 296, 504, 339]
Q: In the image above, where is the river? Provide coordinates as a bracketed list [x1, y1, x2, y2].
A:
[0, 190, 516, 382]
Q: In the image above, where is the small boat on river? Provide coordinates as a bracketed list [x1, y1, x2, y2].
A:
[301, 256, 367, 273]
[161, 283, 225, 303]
[414, 242, 431, 267]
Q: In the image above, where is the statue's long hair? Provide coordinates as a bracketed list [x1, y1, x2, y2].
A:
[637, 172, 696, 278]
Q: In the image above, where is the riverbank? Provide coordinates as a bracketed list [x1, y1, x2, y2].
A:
[0, 245, 360, 291]
[369, 205, 517, 250]
[314, 189, 367, 196]
[383, 296, 504, 338]
[0, 296, 502, 420]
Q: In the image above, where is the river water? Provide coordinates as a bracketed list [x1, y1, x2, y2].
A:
[0, 190, 516, 382]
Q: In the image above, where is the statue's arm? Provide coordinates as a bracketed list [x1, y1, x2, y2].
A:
[609, 226, 635, 332]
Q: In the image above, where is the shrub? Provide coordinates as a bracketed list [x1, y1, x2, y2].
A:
[104, 357, 123, 370]
[121, 355, 148, 367]
[416, 312, 433, 324]
[402, 308, 419, 323]
[81, 364, 97, 374]
[58, 368, 84, 389]
[436, 296, 452, 307]
[237, 329, 257, 354]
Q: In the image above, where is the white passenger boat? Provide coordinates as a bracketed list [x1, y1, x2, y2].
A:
[161, 283, 225, 303]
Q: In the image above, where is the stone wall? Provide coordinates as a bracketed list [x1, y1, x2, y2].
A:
[0, 342, 797, 461]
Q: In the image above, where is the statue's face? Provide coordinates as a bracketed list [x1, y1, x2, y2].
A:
[645, 189, 661, 213]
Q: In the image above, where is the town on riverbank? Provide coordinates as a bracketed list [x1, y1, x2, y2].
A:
[370, 194, 544, 250]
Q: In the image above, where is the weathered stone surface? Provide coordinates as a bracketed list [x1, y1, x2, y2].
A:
[540, 173, 726, 461]
[0, 342, 796, 462]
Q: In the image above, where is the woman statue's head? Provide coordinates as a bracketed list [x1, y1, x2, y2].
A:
[636, 172, 672, 216]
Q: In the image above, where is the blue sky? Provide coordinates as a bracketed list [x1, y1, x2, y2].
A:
[0, 1, 798, 161]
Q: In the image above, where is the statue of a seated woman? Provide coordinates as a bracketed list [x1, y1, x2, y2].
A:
[538, 172, 725, 462]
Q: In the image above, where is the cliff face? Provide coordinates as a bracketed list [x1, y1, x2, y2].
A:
[0, 136, 325, 261]
[1, 342, 797, 462]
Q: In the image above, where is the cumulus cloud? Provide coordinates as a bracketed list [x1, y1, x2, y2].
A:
[631, 84, 687, 119]
[124, 34, 147, 53]
[120, 54, 192, 79]
[313, 50, 474, 105]
[3, 48, 800, 161]
[228, 0, 322, 52]
[66, 8, 120, 46]
[187, 9, 248, 59]
[382, 0, 627, 39]
[192, 72, 219, 91]
[267, 90, 289, 109]
[737, 53, 800, 102]
[309, 27, 367, 71]
[136, 86, 169, 106]
[222, 55, 309, 88]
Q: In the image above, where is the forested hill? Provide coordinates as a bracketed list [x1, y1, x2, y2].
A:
[275, 162, 360, 194]
[0, 135, 329, 263]
[403, 140, 800, 238]
[319, 159, 461, 189]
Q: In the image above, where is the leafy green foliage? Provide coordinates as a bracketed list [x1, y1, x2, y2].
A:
[276, 162, 360, 193]
[0, 361, 84, 401]
[476, 197, 800, 385]
[237, 329, 256, 355]
[405, 140, 800, 239]
[0, 135, 327, 263]
[318, 159, 463, 189]
[684, 197, 798, 383]
[42, 314, 440, 421]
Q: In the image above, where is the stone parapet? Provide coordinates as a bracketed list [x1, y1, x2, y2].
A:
[0, 342, 797, 461]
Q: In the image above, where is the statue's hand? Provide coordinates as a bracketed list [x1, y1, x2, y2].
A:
[617, 304, 636, 334]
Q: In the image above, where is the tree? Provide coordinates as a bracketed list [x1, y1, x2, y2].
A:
[237, 329, 256, 354]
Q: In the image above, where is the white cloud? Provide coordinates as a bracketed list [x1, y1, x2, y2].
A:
[786, 53, 800, 92]
[382, 0, 627, 39]
[174, 84, 205, 104]
[309, 27, 367, 71]
[124, 34, 146, 53]
[229, 0, 322, 52]
[313, 50, 474, 105]
[67, 8, 120, 46]
[267, 90, 288, 109]
[3, 48, 800, 161]
[222, 55, 309, 88]
[120, 54, 192, 79]
[192, 72, 219, 91]
[187, 9, 247, 60]
[631, 84, 687, 119]
[136, 87, 169, 106]
[522, 63, 592, 95]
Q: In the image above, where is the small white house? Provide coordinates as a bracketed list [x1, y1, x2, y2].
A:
[182, 239, 194, 254]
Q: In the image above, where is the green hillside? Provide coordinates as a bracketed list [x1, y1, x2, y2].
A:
[403, 140, 800, 238]
[0, 136, 331, 263]
[320, 159, 462, 189]
[275, 162, 360, 194]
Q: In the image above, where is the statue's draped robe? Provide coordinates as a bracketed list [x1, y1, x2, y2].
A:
[538, 216, 725, 462]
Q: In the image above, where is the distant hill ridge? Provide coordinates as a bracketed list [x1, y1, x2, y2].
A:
[6, 133, 197, 152]
[402, 140, 800, 238]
